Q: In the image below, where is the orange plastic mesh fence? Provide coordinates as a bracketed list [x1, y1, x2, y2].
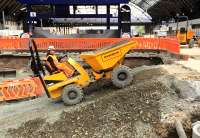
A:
[0, 37, 180, 54]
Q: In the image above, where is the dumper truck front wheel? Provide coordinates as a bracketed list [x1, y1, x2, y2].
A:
[111, 65, 133, 88]
[62, 85, 84, 105]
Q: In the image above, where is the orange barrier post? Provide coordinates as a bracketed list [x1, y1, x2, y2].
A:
[0, 84, 4, 101]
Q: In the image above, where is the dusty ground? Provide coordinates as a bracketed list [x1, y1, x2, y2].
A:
[1, 48, 200, 138]
[0, 67, 167, 138]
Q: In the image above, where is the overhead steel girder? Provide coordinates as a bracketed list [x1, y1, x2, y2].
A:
[0, 0, 15, 12]
[8, 3, 22, 15]
[32, 13, 115, 19]
[0, 0, 9, 12]
[17, 0, 128, 5]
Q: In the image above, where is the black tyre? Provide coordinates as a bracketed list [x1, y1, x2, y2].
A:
[111, 65, 133, 88]
[62, 85, 84, 105]
[189, 39, 195, 48]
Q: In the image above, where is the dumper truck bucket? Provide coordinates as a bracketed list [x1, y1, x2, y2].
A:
[80, 40, 137, 71]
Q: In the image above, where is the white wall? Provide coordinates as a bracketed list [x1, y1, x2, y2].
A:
[0, 30, 23, 36]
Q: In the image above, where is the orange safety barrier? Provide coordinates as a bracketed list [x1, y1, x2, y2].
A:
[18, 38, 123, 51]
[0, 38, 21, 50]
[0, 37, 180, 54]
[132, 37, 180, 54]
[0, 77, 44, 102]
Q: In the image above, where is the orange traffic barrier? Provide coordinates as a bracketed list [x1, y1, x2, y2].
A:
[0, 37, 180, 54]
[0, 77, 44, 102]
[132, 37, 180, 54]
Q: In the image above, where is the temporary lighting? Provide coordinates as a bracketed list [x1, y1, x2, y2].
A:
[20, 7, 27, 11]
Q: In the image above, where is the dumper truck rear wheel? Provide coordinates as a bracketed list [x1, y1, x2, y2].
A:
[62, 85, 84, 105]
[111, 65, 133, 88]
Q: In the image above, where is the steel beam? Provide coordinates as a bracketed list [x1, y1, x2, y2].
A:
[8, 3, 22, 15]
[0, 0, 8, 12]
[0, 0, 13, 12]
[17, 0, 128, 5]
[36, 13, 115, 19]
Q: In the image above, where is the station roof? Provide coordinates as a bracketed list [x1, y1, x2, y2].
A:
[0, 0, 199, 23]
[130, 0, 160, 10]
[0, 0, 24, 17]
[53, 3, 152, 24]
[147, 0, 197, 22]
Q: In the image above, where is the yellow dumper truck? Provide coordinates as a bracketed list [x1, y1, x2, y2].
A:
[176, 16, 196, 48]
[30, 40, 136, 105]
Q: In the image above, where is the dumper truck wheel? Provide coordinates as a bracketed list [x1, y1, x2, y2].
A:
[62, 85, 84, 105]
[111, 65, 133, 88]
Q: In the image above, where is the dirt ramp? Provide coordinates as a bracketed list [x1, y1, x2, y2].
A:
[7, 78, 169, 138]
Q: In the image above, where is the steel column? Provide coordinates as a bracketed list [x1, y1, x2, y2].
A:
[27, 5, 33, 34]
[118, 4, 121, 36]
[106, 5, 110, 29]
[2, 11, 5, 29]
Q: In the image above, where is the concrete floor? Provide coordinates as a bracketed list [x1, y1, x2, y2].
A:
[178, 48, 200, 73]
[181, 48, 200, 57]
